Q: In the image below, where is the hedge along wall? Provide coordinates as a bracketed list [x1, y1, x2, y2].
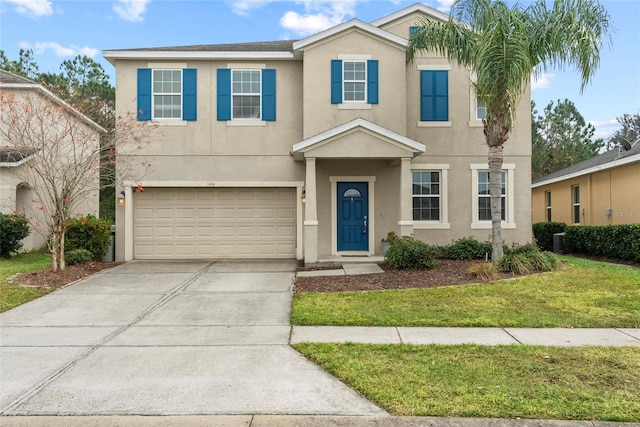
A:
[564, 224, 640, 262]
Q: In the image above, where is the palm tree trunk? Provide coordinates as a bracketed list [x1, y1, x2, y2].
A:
[489, 144, 504, 262]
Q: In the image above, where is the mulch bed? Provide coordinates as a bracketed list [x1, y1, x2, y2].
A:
[294, 259, 521, 293]
[14, 261, 120, 290]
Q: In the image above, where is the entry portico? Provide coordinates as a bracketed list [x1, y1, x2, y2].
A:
[292, 118, 425, 264]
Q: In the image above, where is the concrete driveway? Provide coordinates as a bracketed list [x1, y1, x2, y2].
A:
[0, 260, 384, 416]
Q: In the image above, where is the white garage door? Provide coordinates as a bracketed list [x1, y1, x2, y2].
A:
[133, 187, 296, 259]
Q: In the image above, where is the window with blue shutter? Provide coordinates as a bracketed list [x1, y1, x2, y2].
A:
[420, 70, 448, 121]
[217, 68, 276, 121]
[331, 59, 378, 105]
[409, 26, 419, 38]
[136, 67, 197, 121]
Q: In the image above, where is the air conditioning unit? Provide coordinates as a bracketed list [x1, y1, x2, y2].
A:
[553, 233, 565, 254]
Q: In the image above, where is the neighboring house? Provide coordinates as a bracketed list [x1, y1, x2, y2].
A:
[104, 3, 532, 264]
[0, 70, 103, 251]
[532, 141, 640, 226]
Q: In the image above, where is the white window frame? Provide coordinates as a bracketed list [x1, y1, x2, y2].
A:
[343, 60, 367, 103]
[545, 191, 552, 222]
[476, 98, 487, 121]
[471, 163, 516, 229]
[231, 69, 262, 120]
[412, 164, 450, 229]
[572, 185, 581, 224]
[152, 68, 182, 120]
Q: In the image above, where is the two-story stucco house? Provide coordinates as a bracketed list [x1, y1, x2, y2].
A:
[104, 3, 532, 264]
[0, 70, 103, 251]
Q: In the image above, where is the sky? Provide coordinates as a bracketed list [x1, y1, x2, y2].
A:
[1, 0, 638, 140]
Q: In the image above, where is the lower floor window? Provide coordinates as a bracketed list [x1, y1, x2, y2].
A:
[471, 163, 515, 229]
[477, 170, 506, 221]
[412, 170, 441, 221]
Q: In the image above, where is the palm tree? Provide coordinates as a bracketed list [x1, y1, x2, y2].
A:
[408, 0, 611, 261]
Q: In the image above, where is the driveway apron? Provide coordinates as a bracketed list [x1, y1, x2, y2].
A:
[0, 260, 384, 416]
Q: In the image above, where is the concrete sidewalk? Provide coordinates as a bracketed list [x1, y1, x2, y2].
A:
[291, 326, 640, 347]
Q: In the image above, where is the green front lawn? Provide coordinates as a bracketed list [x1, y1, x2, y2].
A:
[294, 343, 640, 421]
[292, 257, 640, 328]
[0, 251, 51, 313]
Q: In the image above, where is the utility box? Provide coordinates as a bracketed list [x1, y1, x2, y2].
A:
[553, 232, 565, 254]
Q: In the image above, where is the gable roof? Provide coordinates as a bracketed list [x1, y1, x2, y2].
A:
[291, 118, 425, 160]
[532, 142, 640, 187]
[293, 19, 408, 51]
[0, 69, 106, 134]
[370, 2, 450, 27]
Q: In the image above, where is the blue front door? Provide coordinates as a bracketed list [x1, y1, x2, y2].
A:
[337, 182, 369, 251]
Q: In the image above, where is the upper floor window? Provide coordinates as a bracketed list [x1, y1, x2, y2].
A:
[153, 69, 182, 119]
[217, 68, 276, 122]
[137, 67, 197, 121]
[420, 70, 448, 121]
[343, 61, 366, 102]
[232, 70, 261, 119]
[476, 98, 487, 120]
[331, 59, 378, 105]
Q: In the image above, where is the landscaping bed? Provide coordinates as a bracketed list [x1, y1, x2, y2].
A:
[9, 261, 118, 290]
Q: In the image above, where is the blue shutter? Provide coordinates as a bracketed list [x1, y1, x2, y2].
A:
[262, 69, 276, 121]
[331, 59, 342, 104]
[434, 70, 449, 121]
[182, 68, 197, 121]
[217, 68, 231, 121]
[420, 70, 448, 121]
[137, 68, 151, 121]
[409, 26, 419, 38]
[367, 60, 378, 104]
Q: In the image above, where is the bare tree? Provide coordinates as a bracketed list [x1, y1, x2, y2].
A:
[0, 88, 155, 271]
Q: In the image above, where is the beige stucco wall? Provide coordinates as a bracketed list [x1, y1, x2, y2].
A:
[532, 162, 640, 226]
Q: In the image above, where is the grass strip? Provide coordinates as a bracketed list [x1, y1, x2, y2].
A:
[0, 251, 51, 312]
[294, 343, 640, 421]
[292, 257, 640, 328]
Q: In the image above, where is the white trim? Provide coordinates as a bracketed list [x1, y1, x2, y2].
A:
[470, 164, 516, 229]
[418, 121, 452, 128]
[104, 51, 294, 62]
[410, 165, 450, 230]
[330, 176, 376, 256]
[293, 19, 408, 51]
[370, 3, 450, 27]
[417, 64, 452, 70]
[151, 68, 183, 121]
[532, 153, 640, 188]
[338, 54, 372, 60]
[296, 186, 304, 260]
[226, 120, 266, 127]
[123, 180, 304, 188]
[0, 155, 36, 168]
[148, 62, 187, 69]
[292, 118, 426, 156]
[226, 63, 265, 69]
[338, 103, 372, 110]
[124, 186, 134, 261]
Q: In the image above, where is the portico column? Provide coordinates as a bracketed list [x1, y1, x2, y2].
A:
[304, 157, 318, 264]
[398, 157, 414, 236]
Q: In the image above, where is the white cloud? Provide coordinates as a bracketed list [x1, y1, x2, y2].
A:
[531, 72, 555, 90]
[230, 0, 275, 16]
[279, 1, 358, 36]
[3, 0, 52, 17]
[434, 0, 455, 12]
[113, 0, 150, 23]
[21, 41, 98, 58]
[588, 119, 618, 128]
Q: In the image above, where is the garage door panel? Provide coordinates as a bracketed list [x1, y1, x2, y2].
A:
[134, 188, 296, 259]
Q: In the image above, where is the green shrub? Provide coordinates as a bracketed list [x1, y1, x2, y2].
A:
[564, 224, 640, 262]
[65, 248, 93, 266]
[386, 236, 438, 270]
[65, 214, 111, 261]
[0, 213, 30, 258]
[441, 237, 492, 260]
[499, 248, 557, 275]
[504, 242, 540, 255]
[532, 222, 567, 251]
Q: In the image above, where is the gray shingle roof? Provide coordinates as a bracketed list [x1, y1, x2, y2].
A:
[533, 141, 640, 184]
[109, 40, 298, 53]
[0, 146, 38, 164]
[0, 70, 36, 85]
